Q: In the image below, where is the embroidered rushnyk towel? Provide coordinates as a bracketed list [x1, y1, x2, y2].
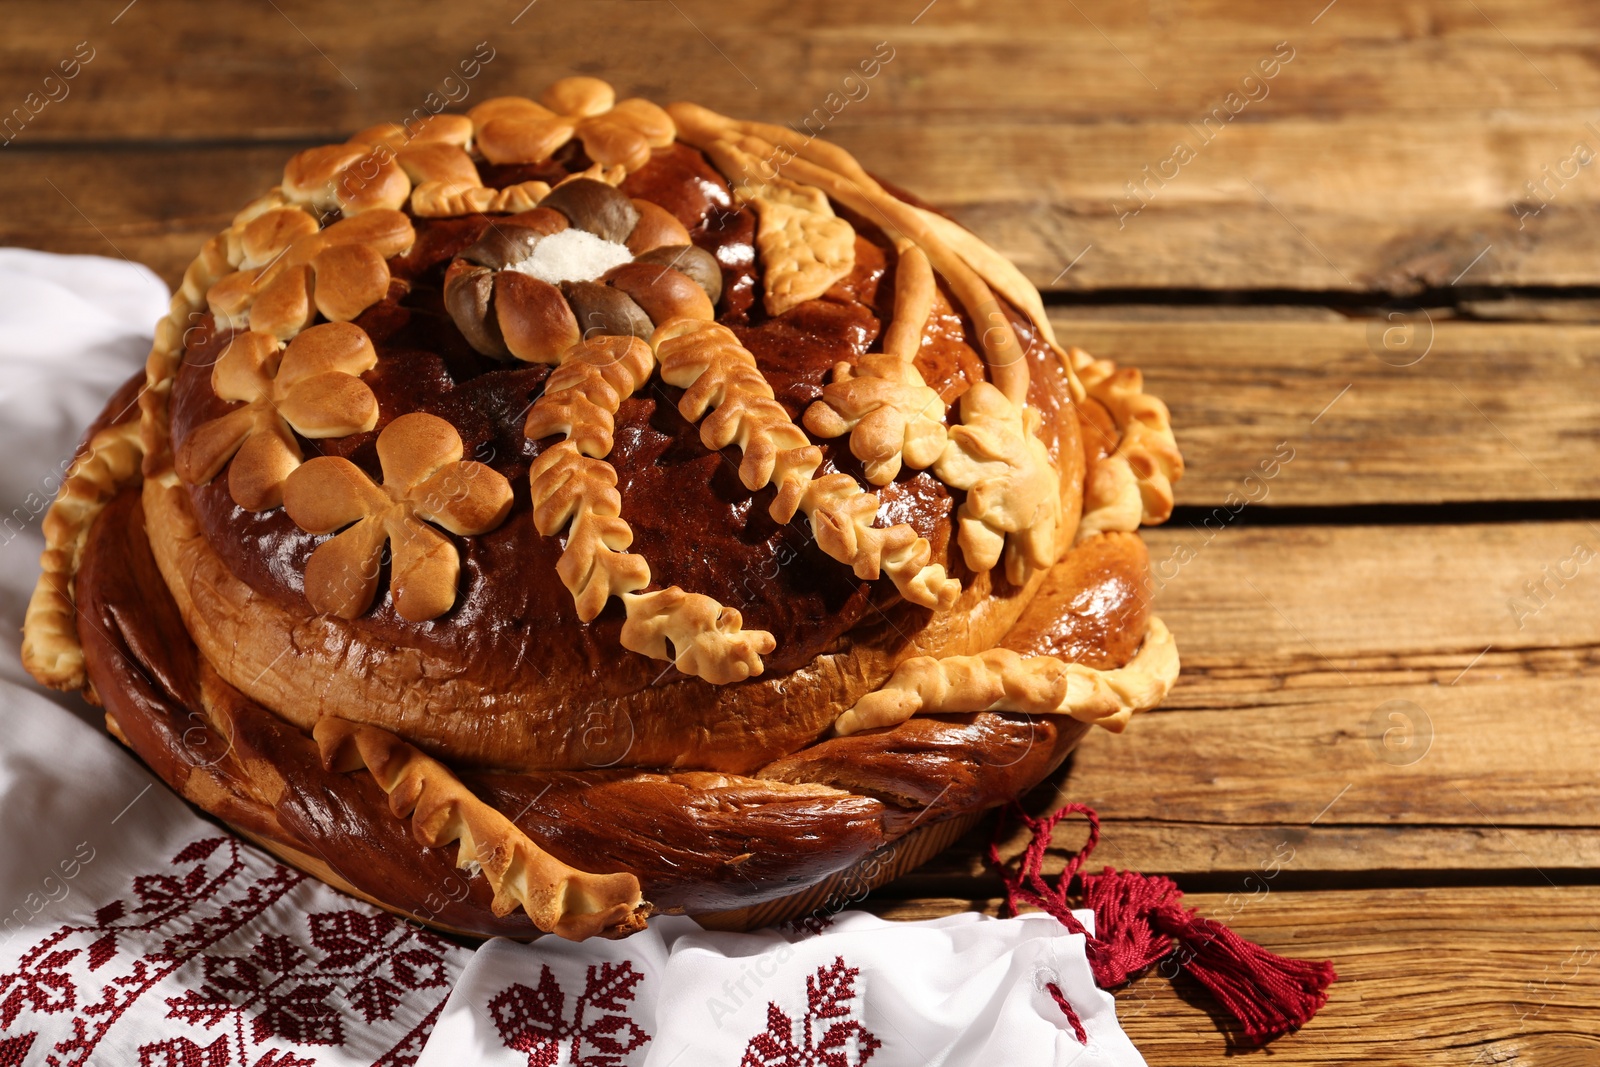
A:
[0, 248, 1145, 1066]
[419, 911, 1143, 1066]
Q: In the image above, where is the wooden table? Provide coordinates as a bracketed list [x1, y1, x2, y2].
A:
[7, 2, 1598, 1061]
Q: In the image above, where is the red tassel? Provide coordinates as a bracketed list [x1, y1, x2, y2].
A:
[988, 802, 1337, 1045]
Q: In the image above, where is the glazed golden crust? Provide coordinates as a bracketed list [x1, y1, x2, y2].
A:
[26, 76, 1187, 939]
[139, 393, 1079, 774]
[78, 485, 1119, 935]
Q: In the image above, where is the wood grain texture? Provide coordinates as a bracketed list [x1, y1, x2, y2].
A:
[899, 820, 1600, 886]
[10, 121, 1600, 294]
[1060, 318, 1600, 505]
[1141, 522, 1600, 678]
[866, 889, 1600, 1066]
[890, 521, 1600, 883]
[7, 1, 1600, 290]
[4, 1, 1593, 141]
[0, 145, 296, 284]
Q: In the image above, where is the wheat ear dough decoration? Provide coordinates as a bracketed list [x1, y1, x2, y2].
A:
[524, 334, 777, 685]
[832, 616, 1180, 737]
[676, 109, 1073, 590]
[649, 318, 961, 611]
[315, 718, 648, 941]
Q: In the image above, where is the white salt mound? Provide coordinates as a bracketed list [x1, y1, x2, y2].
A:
[506, 228, 634, 285]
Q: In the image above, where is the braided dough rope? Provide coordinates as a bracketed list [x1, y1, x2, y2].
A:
[673, 107, 1033, 407]
[28, 177, 290, 684]
[21, 419, 143, 690]
[525, 334, 777, 684]
[651, 319, 960, 611]
[832, 616, 1179, 737]
[1068, 346, 1183, 542]
[314, 718, 648, 941]
[27, 186, 260, 689]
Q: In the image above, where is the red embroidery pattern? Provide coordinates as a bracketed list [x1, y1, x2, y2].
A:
[0, 835, 459, 1067]
[740, 956, 881, 1067]
[0, 1033, 37, 1065]
[489, 961, 650, 1066]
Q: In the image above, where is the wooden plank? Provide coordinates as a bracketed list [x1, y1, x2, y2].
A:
[7, 146, 1600, 508]
[865, 888, 1600, 1065]
[1141, 522, 1600, 678]
[891, 521, 1600, 882]
[1064, 676, 1600, 827]
[2, 0, 1595, 140]
[0, 144, 295, 285]
[842, 118, 1600, 293]
[7, 4, 1600, 290]
[7, 124, 1600, 297]
[1094, 522, 1600, 835]
[896, 820, 1600, 888]
[1060, 318, 1600, 506]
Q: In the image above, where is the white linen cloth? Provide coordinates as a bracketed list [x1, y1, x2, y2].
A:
[0, 248, 1145, 1066]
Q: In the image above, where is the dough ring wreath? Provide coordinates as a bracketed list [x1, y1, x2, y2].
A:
[22, 76, 1184, 941]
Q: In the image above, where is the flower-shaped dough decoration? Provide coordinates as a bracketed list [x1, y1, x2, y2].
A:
[471, 76, 675, 172]
[443, 178, 722, 364]
[804, 245, 949, 486]
[931, 381, 1061, 587]
[803, 357, 949, 486]
[175, 322, 380, 511]
[206, 207, 413, 341]
[283, 412, 514, 622]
